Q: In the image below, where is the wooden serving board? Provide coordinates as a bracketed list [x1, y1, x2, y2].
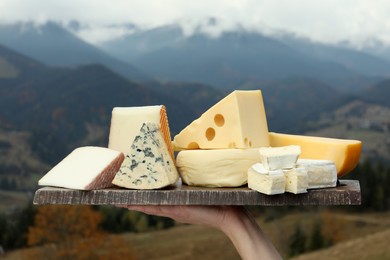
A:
[33, 180, 361, 206]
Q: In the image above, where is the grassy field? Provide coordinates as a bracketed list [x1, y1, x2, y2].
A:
[3, 210, 390, 259]
[292, 228, 390, 260]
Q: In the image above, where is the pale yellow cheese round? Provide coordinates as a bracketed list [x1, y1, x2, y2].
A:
[176, 149, 260, 187]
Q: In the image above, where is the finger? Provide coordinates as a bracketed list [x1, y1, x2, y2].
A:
[114, 204, 128, 208]
[126, 205, 168, 217]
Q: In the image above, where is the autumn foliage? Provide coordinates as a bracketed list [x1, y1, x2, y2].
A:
[27, 205, 136, 259]
[28, 205, 101, 246]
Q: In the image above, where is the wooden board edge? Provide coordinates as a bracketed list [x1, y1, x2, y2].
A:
[33, 180, 361, 206]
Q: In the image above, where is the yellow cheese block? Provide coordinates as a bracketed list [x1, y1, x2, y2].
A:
[269, 132, 362, 177]
[173, 90, 269, 150]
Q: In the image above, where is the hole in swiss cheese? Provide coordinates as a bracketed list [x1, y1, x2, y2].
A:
[214, 114, 225, 127]
[205, 128, 215, 141]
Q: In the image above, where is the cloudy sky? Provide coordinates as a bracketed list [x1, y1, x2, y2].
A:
[1, 0, 390, 46]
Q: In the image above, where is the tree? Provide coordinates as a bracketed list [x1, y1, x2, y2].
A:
[0, 178, 9, 190]
[27, 205, 138, 259]
[99, 206, 135, 233]
[321, 209, 344, 246]
[28, 205, 104, 258]
[308, 221, 324, 251]
[288, 224, 306, 257]
[0, 214, 7, 246]
[28, 205, 102, 245]
[0, 202, 37, 249]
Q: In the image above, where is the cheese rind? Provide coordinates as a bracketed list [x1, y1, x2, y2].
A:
[259, 145, 301, 170]
[108, 105, 174, 159]
[284, 167, 308, 194]
[112, 123, 179, 190]
[248, 163, 285, 195]
[176, 149, 261, 187]
[269, 132, 362, 177]
[38, 146, 124, 190]
[173, 90, 269, 150]
[296, 159, 337, 189]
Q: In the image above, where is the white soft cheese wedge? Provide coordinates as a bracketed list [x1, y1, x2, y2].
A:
[259, 145, 301, 170]
[296, 159, 337, 189]
[108, 105, 174, 159]
[38, 146, 124, 190]
[176, 149, 261, 187]
[248, 163, 285, 195]
[173, 90, 269, 150]
[112, 123, 179, 189]
[284, 167, 308, 194]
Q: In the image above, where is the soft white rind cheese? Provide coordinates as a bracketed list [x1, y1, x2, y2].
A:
[296, 159, 337, 189]
[248, 164, 285, 195]
[176, 149, 261, 187]
[259, 145, 301, 170]
[284, 167, 308, 194]
[38, 146, 124, 190]
[112, 123, 179, 189]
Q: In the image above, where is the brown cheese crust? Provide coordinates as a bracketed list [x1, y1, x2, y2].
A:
[85, 152, 125, 190]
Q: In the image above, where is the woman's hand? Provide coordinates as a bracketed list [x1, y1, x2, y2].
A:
[117, 205, 237, 230]
[117, 205, 282, 260]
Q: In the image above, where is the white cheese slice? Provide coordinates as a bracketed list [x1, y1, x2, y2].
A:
[259, 145, 301, 170]
[283, 167, 308, 194]
[296, 159, 337, 189]
[176, 148, 261, 187]
[112, 123, 179, 189]
[248, 163, 285, 195]
[38, 146, 124, 190]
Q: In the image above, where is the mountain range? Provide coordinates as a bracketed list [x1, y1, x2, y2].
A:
[0, 21, 390, 200]
[0, 22, 151, 83]
[99, 24, 390, 92]
[0, 43, 200, 163]
[1, 22, 390, 93]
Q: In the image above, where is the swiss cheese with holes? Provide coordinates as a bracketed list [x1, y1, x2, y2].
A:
[173, 90, 269, 150]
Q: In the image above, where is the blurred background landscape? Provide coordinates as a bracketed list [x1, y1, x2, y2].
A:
[0, 1, 390, 259]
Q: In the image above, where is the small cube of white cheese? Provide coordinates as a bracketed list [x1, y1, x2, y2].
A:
[259, 145, 301, 170]
[284, 167, 308, 194]
[248, 163, 285, 195]
[296, 159, 337, 189]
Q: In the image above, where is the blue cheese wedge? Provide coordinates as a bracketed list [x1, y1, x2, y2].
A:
[112, 123, 179, 189]
[248, 163, 285, 195]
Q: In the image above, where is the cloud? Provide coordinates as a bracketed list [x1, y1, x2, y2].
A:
[1, 0, 390, 46]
